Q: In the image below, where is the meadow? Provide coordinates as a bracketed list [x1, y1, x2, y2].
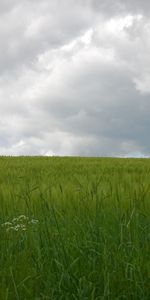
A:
[0, 156, 149, 300]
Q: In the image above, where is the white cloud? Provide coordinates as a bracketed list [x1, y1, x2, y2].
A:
[134, 75, 150, 94]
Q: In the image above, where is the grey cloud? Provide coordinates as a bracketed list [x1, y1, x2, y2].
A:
[0, 0, 148, 75]
[92, 0, 150, 16]
[42, 62, 149, 148]
[0, 0, 95, 74]
[0, 0, 150, 156]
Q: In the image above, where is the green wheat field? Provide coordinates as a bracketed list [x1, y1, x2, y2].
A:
[0, 156, 149, 300]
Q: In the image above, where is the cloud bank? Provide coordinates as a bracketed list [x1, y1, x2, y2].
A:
[0, 0, 150, 156]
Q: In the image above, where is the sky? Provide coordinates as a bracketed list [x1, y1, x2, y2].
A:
[0, 0, 150, 157]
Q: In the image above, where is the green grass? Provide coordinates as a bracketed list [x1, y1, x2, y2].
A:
[0, 156, 149, 299]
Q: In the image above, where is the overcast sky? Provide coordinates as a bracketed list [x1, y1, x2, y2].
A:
[0, 0, 150, 156]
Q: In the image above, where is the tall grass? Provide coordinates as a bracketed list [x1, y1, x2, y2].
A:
[0, 157, 149, 299]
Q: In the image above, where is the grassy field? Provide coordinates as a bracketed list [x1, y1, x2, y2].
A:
[0, 156, 149, 300]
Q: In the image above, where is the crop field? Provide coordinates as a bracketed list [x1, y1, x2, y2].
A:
[0, 156, 149, 300]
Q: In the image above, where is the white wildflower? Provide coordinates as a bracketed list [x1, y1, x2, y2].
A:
[19, 224, 26, 230]
[14, 225, 21, 229]
[18, 215, 28, 221]
[14, 224, 26, 231]
[12, 217, 19, 223]
[1, 222, 12, 227]
[2, 215, 38, 233]
[6, 226, 18, 232]
[29, 219, 39, 224]
[22, 226, 26, 231]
